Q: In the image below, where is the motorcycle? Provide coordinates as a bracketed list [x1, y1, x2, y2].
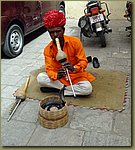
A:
[124, 1, 131, 36]
[78, 1, 112, 47]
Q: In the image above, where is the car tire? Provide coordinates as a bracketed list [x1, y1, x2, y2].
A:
[3, 24, 24, 58]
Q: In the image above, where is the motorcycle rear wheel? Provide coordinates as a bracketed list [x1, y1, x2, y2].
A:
[98, 31, 106, 47]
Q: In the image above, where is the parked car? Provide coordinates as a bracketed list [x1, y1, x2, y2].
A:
[1, 1, 65, 58]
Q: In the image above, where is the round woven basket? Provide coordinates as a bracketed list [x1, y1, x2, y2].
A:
[38, 96, 68, 129]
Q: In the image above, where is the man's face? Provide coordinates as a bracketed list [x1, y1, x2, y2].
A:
[48, 27, 65, 42]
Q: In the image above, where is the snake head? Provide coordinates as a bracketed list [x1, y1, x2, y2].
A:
[59, 86, 66, 105]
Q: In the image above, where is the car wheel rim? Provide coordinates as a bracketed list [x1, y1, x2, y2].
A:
[10, 30, 23, 53]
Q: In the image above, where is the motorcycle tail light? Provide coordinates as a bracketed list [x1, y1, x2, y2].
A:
[85, 13, 91, 17]
[100, 8, 105, 13]
[90, 7, 99, 15]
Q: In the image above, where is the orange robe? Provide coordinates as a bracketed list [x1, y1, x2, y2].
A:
[44, 35, 95, 86]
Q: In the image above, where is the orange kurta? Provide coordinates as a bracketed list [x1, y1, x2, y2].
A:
[44, 35, 95, 86]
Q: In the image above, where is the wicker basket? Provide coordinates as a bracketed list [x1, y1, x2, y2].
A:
[38, 96, 68, 129]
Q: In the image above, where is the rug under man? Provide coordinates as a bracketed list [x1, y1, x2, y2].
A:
[14, 66, 129, 112]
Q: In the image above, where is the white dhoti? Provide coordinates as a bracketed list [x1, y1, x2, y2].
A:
[37, 72, 92, 96]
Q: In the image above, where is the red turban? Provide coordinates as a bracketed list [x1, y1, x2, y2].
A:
[44, 10, 66, 29]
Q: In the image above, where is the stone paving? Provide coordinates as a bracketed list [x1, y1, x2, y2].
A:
[1, 19, 131, 146]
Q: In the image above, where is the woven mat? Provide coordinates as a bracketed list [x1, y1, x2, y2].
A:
[15, 67, 128, 112]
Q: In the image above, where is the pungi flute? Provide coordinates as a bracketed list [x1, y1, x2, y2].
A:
[55, 38, 76, 98]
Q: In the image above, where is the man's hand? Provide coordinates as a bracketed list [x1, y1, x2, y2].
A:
[57, 68, 66, 79]
[62, 62, 75, 72]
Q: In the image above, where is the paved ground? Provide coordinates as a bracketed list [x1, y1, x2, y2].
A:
[1, 19, 131, 146]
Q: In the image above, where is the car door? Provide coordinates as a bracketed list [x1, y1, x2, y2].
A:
[41, 1, 58, 13]
[22, 1, 42, 33]
[40, 1, 59, 26]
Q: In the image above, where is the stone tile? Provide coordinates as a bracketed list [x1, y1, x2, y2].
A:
[119, 48, 131, 54]
[115, 65, 131, 73]
[85, 48, 112, 59]
[1, 97, 27, 119]
[106, 57, 128, 66]
[27, 125, 84, 146]
[16, 100, 39, 123]
[100, 64, 115, 70]
[1, 85, 19, 99]
[127, 84, 131, 97]
[36, 54, 44, 61]
[1, 64, 12, 72]
[113, 113, 131, 138]
[2, 65, 27, 76]
[70, 107, 113, 133]
[1, 119, 37, 146]
[32, 59, 44, 68]
[123, 97, 131, 114]
[1, 97, 16, 119]
[22, 52, 41, 59]
[8, 57, 37, 66]
[18, 66, 37, 77]
[16, 76, 29, 86]
[127, 59, 131, 67]
[65, 105, 75, 127]
[1, 84, 7, 90]
[83, 131, 131, 146]
[112, 51, 131, 59]
[1, 75, 23, 86]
